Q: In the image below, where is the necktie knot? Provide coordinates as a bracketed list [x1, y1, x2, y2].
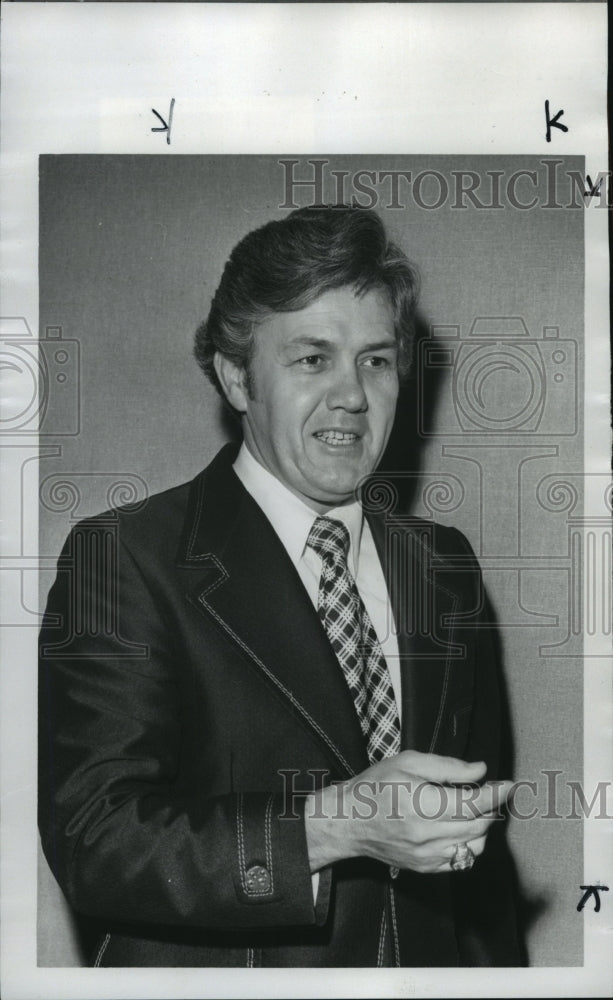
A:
[307, 516, 350, 567]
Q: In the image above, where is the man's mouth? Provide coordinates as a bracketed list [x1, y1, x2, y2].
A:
[314, 430, 360, 447]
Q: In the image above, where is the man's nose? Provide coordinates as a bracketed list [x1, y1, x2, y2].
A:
[326, 364, 368, 411]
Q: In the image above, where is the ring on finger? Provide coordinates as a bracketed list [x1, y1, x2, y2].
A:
[450, 842, 475, 872]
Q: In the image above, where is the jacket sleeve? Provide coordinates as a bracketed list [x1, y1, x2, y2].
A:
[445, 527, 526, 966]
[38, 518, 329, 931]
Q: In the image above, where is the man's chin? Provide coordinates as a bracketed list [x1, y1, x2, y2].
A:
[297, 453, 380, 508]
[303, 476, 364, 510]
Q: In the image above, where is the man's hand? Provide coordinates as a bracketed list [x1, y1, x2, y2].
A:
[304, 751, 512, 875]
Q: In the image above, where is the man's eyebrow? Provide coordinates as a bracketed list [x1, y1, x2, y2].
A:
[360, 339, 398, 352]
[284, 336, 397, 352]
[284, 336, 336, 352]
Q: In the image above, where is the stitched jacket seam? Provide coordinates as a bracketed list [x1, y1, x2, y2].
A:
[199, 595, 354, 777]
[429, 591, 458, 752]
[93, 932, 110, 968]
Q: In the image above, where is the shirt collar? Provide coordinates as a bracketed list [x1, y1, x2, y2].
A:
[233, 443, 363, 576]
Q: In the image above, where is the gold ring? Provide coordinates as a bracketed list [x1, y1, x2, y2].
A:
[450, 842, 475, 872]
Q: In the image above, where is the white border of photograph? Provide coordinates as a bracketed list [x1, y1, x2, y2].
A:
[1, 3, 610, 998]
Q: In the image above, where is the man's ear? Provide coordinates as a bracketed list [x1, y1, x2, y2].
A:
[213, 352, 250, 412]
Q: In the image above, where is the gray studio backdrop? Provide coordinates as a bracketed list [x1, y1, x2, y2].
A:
[37, 154, 584, 966]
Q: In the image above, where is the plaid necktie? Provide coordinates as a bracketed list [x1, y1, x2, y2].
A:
[307, 515, 401, 764]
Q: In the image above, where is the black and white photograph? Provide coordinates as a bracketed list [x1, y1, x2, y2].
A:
[1, 4, 610, 999]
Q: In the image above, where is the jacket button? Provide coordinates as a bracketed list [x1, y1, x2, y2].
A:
[245, 865, 271, 892]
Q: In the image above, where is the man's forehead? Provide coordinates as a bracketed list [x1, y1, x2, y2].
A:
[258, 286, 396, 341]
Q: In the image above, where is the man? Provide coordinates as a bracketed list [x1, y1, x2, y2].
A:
[39, 206, 522, 967]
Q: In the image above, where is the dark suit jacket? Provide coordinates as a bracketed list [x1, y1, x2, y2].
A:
[38, 444, 522, 967]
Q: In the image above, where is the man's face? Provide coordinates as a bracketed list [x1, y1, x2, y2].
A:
[224, 286, 399, 512]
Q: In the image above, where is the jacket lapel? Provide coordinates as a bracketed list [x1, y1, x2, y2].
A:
[176, 446, 368, 778]
[367, 512, 462, 755]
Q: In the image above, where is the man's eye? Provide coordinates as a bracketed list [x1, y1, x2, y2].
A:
[298, 355, 324, 368]
[363, 355, 391, 369]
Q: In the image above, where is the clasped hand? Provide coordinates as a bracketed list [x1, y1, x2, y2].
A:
[305, 750, 512, 874]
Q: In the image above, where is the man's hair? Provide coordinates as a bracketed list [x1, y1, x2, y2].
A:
[194, 205, 419, 398]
